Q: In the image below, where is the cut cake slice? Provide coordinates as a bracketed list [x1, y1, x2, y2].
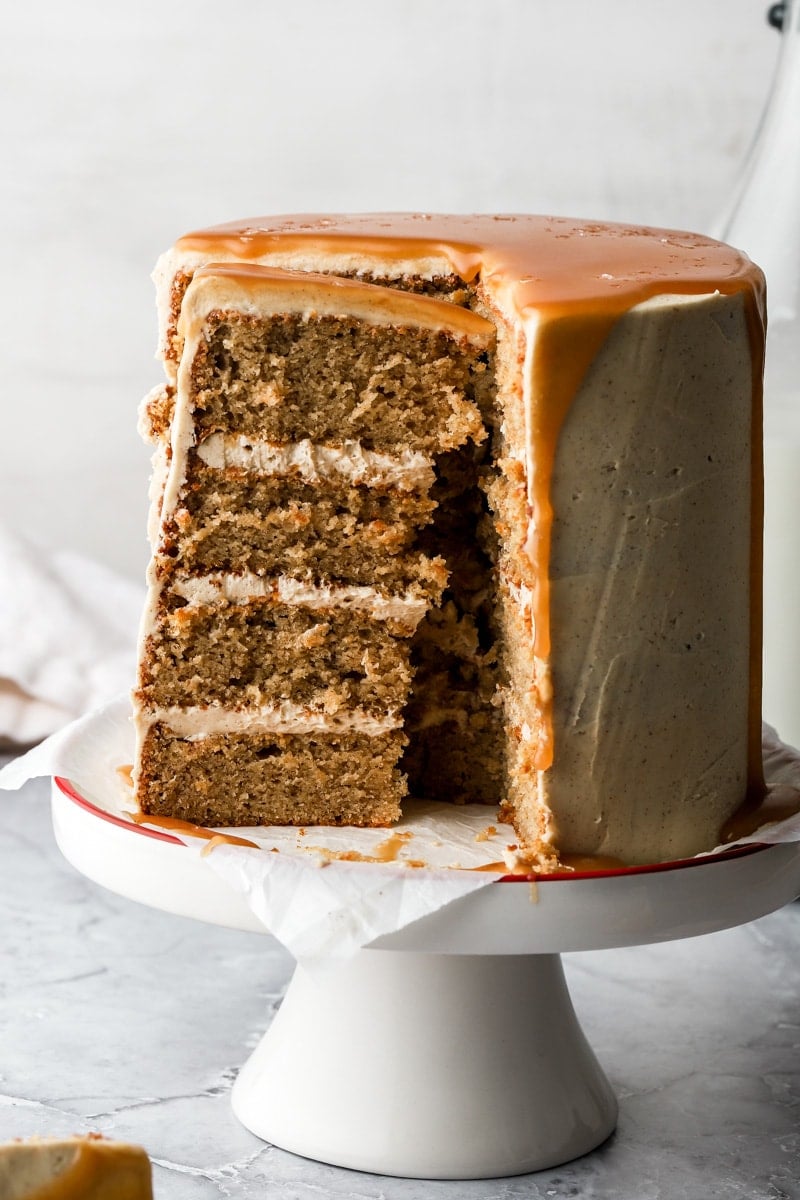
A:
[134, 264, 496, 826]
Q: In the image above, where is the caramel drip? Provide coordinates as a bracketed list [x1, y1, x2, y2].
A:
[175, 214, 766, 786]
[526, 286, 764, 773]
[24, 1141, 150, 1200]
[127, 810, 259, 849]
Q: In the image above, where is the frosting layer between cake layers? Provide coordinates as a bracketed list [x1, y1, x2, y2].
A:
[134, 215, 765, 866]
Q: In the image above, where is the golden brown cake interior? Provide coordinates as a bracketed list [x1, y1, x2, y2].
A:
[135, 266, 498, 828]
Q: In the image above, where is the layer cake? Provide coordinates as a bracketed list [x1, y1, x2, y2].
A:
[133, 214, 765, 868]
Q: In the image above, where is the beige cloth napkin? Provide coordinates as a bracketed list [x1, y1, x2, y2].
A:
[0, 526, 143, 746]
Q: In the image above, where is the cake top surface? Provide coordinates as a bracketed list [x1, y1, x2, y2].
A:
[174, 213, 765, 321]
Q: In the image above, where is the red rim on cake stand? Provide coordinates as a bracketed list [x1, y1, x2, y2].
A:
[51, 774, 800, 1180]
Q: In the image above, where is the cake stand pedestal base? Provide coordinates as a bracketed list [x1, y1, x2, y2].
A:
[231, 949, 617, 1179]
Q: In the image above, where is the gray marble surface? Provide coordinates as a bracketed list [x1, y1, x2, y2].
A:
[1, 772, 799, 1199]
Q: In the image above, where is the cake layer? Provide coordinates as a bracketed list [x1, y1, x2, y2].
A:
[153, 546, 448, 597]
[159, 267, 473, 371]
[137, 598, 417, 711]
[160, 465, 438, 581]
[137, 724, 407, 825]
[403, 632, 502, 798]
[403, 709, 506, 805]
[185, 311, 488, 454]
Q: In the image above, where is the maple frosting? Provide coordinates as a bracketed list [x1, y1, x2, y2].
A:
[195, 435, 436, 491]
[170, 574, 430, 624]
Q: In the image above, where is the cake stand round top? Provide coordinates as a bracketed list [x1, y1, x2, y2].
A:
[51, 775, 800, 958]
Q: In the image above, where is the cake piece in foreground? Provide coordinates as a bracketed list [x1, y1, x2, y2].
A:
[134, 214, 766, 867]
[0, 1135, 153, 1199]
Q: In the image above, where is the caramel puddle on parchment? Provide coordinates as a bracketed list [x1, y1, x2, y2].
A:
[125, 809, 260, 851]
[304, 829, 425, 867]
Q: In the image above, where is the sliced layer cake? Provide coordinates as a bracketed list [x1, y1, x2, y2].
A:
[134, 214, 766, 867]
[135, 264, 495, 826]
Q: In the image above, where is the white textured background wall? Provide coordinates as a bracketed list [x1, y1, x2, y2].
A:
[1, 0, 780, 580]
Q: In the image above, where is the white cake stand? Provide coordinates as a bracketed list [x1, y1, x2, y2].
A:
[50, 776, 800, 1180]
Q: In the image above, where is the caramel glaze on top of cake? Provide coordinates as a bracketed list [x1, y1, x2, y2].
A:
[159, 214, 767, 798]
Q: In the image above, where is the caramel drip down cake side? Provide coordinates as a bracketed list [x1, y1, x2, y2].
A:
[133, 265, 495, 827]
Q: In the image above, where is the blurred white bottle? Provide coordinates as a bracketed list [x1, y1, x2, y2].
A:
[719, 0, 800, 747]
